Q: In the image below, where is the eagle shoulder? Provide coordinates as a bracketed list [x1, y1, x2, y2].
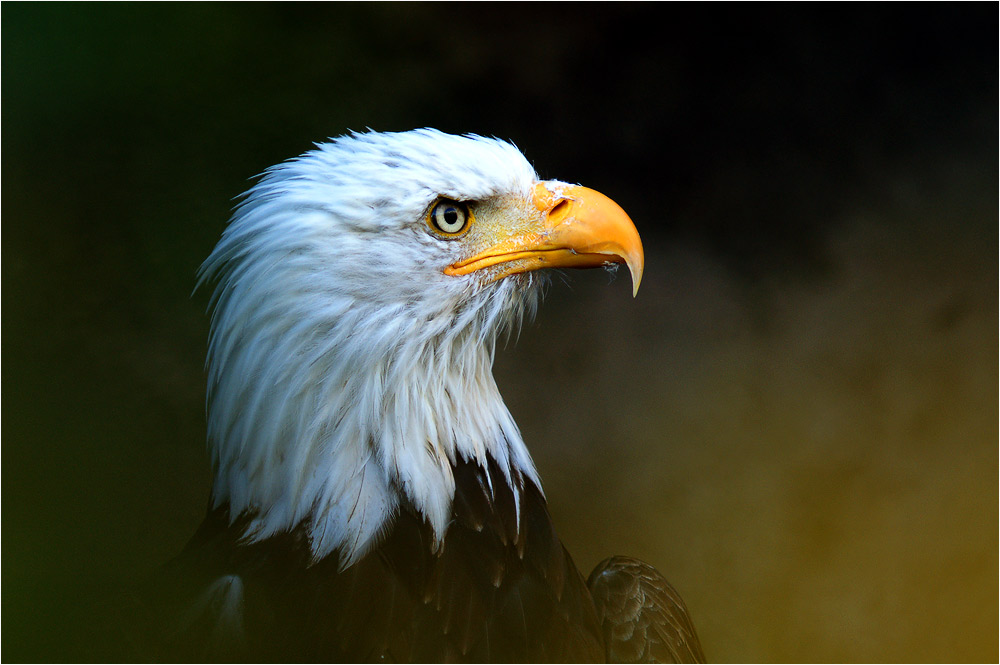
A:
[588, 556, 706, 664]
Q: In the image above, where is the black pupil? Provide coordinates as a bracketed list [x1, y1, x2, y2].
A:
[443, 208, 459, 226]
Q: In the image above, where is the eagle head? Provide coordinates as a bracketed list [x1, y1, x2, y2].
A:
[198, 129, 643, 568]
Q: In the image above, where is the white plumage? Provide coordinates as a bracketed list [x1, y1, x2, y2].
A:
[198, 130, 566, 566]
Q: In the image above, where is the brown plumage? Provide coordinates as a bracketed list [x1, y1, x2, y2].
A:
[130, 455, 703, 663]
[589, 557, 706, 663]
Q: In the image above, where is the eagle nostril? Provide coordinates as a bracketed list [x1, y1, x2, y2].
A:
[548, 198, 572, 223]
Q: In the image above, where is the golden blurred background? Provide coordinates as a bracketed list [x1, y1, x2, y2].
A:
[3, 4, 996, 661]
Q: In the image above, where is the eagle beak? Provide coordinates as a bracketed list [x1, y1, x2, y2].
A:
[444, 181, 645, 296]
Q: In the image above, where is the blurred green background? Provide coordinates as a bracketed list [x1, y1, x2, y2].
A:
[3, 3, 996, 662]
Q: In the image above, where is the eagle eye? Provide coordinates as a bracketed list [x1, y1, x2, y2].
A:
[428, 199, 472, 237]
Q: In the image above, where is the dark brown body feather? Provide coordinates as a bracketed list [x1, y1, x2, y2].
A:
[123, 455, 702, 663]
[134, 455, 600, 662]
[588, 557, 706, 663]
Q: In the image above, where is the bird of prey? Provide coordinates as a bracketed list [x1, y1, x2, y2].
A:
[137, 128, 704, 663]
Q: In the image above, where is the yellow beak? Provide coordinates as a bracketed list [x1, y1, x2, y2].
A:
[444, 181, 644, 296]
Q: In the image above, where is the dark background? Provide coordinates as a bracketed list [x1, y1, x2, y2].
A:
[3, 3, 996, 661]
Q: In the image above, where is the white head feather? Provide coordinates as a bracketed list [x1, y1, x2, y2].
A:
[199, 129, 547, 567]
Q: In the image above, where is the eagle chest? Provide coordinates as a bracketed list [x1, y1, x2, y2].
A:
[163, 456, 605, 663]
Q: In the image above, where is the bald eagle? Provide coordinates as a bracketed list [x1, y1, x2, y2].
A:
[138, 129, 704, 663]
